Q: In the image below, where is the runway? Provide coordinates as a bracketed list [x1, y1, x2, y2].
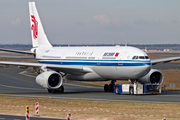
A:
[0, 66, 180, 104]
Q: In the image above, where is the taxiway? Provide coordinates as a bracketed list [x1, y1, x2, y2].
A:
[0, 66, 180, 104]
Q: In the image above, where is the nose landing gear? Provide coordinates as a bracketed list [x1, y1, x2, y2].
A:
[104, 80, 116, 92]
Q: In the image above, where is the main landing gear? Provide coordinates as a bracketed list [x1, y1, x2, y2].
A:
[48, 85, 64, 93]
[104, 80, 116, 92]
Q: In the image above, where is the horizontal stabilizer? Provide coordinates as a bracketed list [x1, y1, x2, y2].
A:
[0, 48, 35, 55]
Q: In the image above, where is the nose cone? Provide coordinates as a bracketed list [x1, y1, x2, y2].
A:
[142, 60, 152, 76]
[143, 64, 152, 76]
[133, 62, 152, 78]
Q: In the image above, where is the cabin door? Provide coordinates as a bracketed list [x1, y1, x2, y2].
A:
[118, 52, 126, 65]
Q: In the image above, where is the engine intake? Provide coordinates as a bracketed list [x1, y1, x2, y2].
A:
[137, 69, 163, 84]
[48, 74, 60, 87]
[36, 71, 63, 89]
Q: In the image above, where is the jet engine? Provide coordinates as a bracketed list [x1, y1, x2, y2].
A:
[36, 71, 63, 89]
[137, 69, 163, 84]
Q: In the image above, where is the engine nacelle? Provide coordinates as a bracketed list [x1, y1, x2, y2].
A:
[36, 71, 63, 89]
[137, 69, 163, 84]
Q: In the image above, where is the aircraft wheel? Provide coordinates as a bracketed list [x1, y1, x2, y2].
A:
[59, 85, 64, 93]
[48, 85, 64, 94]
[104, 84, 109, 92]
[48, 89, 52, 93]
[108, 84, 114, 92]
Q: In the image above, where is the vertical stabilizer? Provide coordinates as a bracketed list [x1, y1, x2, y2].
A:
[29, 2, 52, 48]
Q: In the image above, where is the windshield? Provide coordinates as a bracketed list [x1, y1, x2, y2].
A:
[132, 56, 149, 60]
[146, 85, 158, 91]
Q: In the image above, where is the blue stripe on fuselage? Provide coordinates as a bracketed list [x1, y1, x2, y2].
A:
[36, 59, 151, 66]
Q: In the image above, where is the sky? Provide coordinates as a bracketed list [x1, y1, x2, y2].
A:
[0, 0, 180, 45]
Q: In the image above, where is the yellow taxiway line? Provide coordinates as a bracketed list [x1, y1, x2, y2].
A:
[0, 84, 44, 91]
[19, 71, 36, 78]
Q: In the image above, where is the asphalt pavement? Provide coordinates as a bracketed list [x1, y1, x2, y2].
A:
[0, 114, 67, 120]
[0, 66, 180, 104]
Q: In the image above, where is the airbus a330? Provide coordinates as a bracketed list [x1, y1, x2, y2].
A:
[0, 2, 179, 93]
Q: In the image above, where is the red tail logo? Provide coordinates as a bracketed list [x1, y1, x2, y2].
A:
[31, 15, 38, 39]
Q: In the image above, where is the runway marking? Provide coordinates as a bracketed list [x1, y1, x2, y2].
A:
[19, 71, 36, 78]
[19, 71, 102, 89]
[0, 84, 44, 91]
[0, 93, 180, 104]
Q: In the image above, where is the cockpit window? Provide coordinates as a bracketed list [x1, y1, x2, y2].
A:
[145, 56, 149, 59]
[132, 56, 149, 60]
[139, 56, 145, 59]
[132, 56, 138, 59]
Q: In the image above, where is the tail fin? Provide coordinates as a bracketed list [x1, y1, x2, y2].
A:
[29, 2, 52, 48]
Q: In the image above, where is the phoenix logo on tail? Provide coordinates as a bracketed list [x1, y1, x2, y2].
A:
[31, 15, 38, 40]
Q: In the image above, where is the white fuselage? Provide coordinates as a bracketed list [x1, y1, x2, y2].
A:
[35, 46, 151, 81]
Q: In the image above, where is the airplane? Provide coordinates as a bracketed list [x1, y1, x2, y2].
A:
[0, 2, 180, 93]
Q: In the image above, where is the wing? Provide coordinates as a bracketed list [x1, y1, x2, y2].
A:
[0, 61, 91, 74]
[0, 55, 34, 59]
[0, 48, 91, 74]
[151, 56, 180, 65]
[0, 48, 34, 55]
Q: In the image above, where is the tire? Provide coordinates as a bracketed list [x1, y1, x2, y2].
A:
[48, 89, 52, 93]
[129, 87, 134, 95]
[108, 84, 114, 92]
[58, 85, 64, 93]
[115, 86, 119, 94]
[48, 85, 64, 94]
[104, 84, 109, 92]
